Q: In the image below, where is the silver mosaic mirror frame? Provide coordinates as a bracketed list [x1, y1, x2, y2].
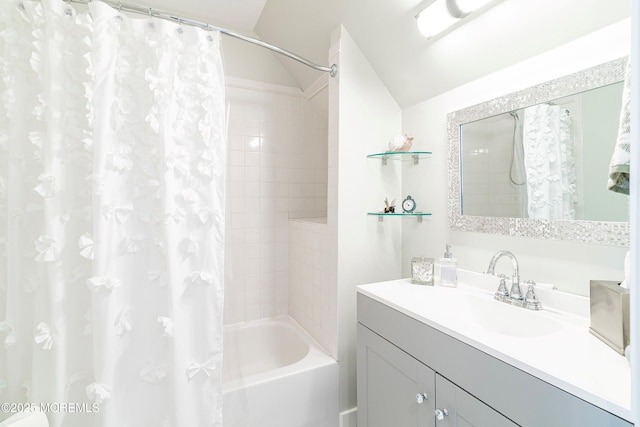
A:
[447, 57, 629, 246]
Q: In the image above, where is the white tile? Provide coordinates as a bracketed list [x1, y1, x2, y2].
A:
[245, 213, 262, 229]
[260, 182, 276, 198]
[229, 198, 245, 213]
[228, 134, 244, 151]
[229, 150, 245, 167]
[245, 120, 260, 137]
[260, 152, 277, 168]
[275, 256, 288, 272]
[245, 151, 260, 167]
[228, 181, 245, 197]
[257, 197, 277, 213]
[242, 258, 261, 276]
[260, 137, 275, 152]
[228, 166, 244, 182]
[246, 105, 261, 121]
[274, 168, 290, 183]
[245, 182, 260, 197]
[244, 229, 260, 244]
[244, 136, 261, 152]
[274, 183, 289, 198]
[260, 282, 277, 304]
[289, 183, 302, 198]
[273, 197, 289, 213]
[245, 305, 261, 322]
[245, 274, 261, 289]
[230, 213, 246, 229]
[244, 245, 261, 260]
[260, 167, 276, 183]
[244, 197, 260, 213]
[245, 167, 259, 182]
[229, 244, 246, 260]
[276, 272, 288, 289]
[259, 228, 275, 244]
[260, 304, 276, 319]
[228, 229, 246, 246]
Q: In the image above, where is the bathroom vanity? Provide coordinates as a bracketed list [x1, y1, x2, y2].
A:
[356, 271, 632, 427]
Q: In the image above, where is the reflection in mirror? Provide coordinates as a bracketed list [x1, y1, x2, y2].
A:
[448, 57, 629, 246]
[461, 82, 627, 222]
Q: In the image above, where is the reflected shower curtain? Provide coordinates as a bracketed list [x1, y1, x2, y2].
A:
[0, 1, 226, 426]
[522, 104, 576, 220]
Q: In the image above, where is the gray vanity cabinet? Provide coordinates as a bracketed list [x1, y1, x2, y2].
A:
[435, 374, 517, 427]
[357, 292, 633, 427]
[358, 324, 436, 427]
[358, 324, 517, 427]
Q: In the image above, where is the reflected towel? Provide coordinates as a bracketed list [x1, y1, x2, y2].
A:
[607, 59, 631, 195]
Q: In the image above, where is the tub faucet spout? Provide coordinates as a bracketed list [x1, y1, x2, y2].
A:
[485, 250, 522, 300]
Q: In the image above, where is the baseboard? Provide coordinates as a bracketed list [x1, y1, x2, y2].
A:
[339, 407, 357, 427]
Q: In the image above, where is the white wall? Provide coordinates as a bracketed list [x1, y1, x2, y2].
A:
[221, 36, 299, 88]
[401, 19, 631, 296]
[581, 83, 628, 222]
[332, 26, 403, 416]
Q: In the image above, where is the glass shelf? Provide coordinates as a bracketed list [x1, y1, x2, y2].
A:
[368, 212, 432, 223]
[367, 151, 432, 165]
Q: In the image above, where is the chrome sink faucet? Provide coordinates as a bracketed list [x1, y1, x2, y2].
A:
[484, 250, 542, 310]
[485, 250, 522, 299]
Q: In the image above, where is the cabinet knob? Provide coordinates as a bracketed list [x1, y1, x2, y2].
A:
[415, 393, 428, 404]
[435, 408, 449, 421]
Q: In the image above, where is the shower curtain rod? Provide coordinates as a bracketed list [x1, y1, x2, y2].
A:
[62, 0, 338, 77]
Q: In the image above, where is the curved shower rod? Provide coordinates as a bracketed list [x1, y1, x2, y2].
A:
[63, 0, 338, 77]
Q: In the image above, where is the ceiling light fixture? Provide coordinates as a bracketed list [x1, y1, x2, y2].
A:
[416, 0, 459, 38]
[416, 0, 494, 39]
[454, 0, 493, 15]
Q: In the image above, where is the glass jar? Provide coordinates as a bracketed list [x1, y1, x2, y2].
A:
[411, 256, 434, 285]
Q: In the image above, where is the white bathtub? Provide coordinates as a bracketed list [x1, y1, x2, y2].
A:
[222, 316, 339, 427]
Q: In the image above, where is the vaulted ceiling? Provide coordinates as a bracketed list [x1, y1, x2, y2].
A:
[136, 0, 630, 108]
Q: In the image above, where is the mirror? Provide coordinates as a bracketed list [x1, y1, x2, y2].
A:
[447, 57, 629, 246]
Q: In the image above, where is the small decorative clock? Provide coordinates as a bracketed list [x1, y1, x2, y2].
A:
[402, 195, 416, 213]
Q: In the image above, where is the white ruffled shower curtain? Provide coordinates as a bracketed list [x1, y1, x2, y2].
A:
[522, 104, 576, 220]
[0, 1, 226, 426]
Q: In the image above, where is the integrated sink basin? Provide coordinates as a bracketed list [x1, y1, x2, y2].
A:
[463, 293, 562, 338]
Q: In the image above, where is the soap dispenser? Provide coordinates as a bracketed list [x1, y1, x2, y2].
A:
[435, 244, 457, 287]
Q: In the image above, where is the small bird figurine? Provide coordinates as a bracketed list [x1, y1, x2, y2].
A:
[387, 133, 414, 152]
[384, 197, 396, 213]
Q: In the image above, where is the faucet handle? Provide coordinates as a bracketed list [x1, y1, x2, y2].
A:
[524, 280, 543, 310]
[509, 275, 523, 300]
[524, 280, 537, 300]
[495, 274, 509, 298]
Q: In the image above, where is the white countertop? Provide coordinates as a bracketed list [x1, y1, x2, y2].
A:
[357, 270, 632, 422]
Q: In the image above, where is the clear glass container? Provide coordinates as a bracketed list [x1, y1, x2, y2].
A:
[411, 256, 434, 286]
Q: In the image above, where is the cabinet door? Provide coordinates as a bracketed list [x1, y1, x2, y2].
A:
[358, 324, 436, 427]
[435, 374, 518, 427]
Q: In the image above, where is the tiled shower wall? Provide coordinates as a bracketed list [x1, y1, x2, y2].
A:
[288, 218, 337, 357]
[223, 79, 328, 325]
[461, 115, 527, 217]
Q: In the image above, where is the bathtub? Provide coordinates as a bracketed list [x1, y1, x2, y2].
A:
[222, 316, 339, 427]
